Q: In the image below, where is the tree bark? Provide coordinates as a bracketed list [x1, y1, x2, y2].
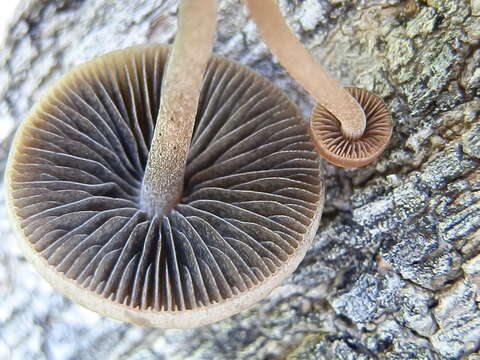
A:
[0, 0, 479, 359]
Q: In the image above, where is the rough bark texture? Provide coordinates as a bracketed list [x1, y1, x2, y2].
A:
[0, 0, 479, 359]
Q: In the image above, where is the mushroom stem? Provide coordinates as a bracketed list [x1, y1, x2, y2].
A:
[245, 0, 366, 140]
[141, 0, 218, 215]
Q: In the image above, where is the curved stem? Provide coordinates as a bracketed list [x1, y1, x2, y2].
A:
[245, 0, 365, 139]
[141, 0, 218, 215]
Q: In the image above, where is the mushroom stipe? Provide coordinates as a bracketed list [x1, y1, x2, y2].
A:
[5, 44, 325, 328]
[246, 0, 393, 168]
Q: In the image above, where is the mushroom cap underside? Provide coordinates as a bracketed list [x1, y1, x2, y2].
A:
[309, 87, 392, 168]
[5, 44, 324, 328]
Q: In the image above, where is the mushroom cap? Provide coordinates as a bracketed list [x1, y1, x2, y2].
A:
[309, 87, 392, 168]
[5, 44, 324, 328]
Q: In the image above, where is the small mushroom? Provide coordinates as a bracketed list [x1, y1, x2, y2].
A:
[246, 0, 393, 168]
[5, 0, 324, 328]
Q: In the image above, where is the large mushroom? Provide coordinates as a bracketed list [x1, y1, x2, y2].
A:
[5, 0, 324, 327]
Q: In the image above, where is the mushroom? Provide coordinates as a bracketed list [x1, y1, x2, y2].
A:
[245, 0, 393, 168]
[5, 0, 324, 328]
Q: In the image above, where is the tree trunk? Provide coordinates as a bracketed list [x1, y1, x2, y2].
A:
[0, 0, 479, 359]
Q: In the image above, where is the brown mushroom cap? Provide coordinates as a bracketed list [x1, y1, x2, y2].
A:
[309, 87, 392, 168]
[5, 44, 324, 328]
[245, 0, 393, 168]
